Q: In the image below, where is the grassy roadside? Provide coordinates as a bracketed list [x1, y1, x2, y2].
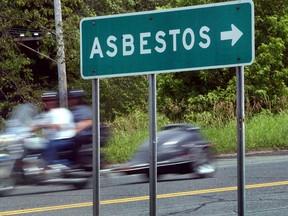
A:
[103, 110, 288, 164]
[204, 110, 288, 154]
[103, 110, 171, 163]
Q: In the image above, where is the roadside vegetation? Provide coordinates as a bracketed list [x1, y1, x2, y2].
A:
[104, 109, 288, 164]
[1, 1, 288, 163]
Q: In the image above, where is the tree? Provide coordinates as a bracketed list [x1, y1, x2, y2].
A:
[0, 1, 37, 117]
[2, 0, 288, 124]
[157, 0, 288, 121]
[0, 0, 165, 121]
[244, 0, 288, 112]
[83, 0, 170, 121]
[86, 0, 169, 16]
[0, 0, 93, 119]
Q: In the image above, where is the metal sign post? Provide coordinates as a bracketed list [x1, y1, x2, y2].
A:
[149, 74, 157, 216]
[92, 79, 101, 215]
[81, 1, 254, 215]
[236, 66, 246, 216]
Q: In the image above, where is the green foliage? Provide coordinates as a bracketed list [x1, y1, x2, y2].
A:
[184, 110, 288, 154]
[157, 73, 191, 120]
[204, 110, 288, 155]
[156, 0, 288, 122]
[1, 0, 288, 163]
[0, 0, 94, 118]
[1, 0, 288, 129]
[202, 109, 288, 155]
[100, 76, 149, 121]
[0, 0, 167, 121]
[245, 110, 288, 150]
[106, 110, 288, 163]
[245, 37, 288, 112]
[204, 120, 237, 154]
[0, 33, 36, 116]
[87, 0, 168, 15]
[159, 0, 230, 8]
[103, 110, 170, 163]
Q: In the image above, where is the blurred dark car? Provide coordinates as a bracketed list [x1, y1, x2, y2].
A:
[115, 124, 216, 179]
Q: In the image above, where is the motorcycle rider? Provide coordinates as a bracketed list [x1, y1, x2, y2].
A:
[32, 91, 77, 169]
[68, 90, 92, 138]
[68, 89, 110, 169]
[67, 89, 92, 164]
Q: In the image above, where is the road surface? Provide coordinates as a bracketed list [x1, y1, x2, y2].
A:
[0, 154, 287, 215]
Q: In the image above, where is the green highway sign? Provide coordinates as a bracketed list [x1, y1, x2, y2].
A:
[80, 0, 254, 79]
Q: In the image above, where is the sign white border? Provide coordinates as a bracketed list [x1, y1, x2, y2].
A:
[80, 0, 254, 79]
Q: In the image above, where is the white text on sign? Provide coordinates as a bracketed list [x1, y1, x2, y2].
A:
[89, 26, 211, 59]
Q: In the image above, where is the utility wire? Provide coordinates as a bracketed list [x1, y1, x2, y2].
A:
[17, 42, 56, 62]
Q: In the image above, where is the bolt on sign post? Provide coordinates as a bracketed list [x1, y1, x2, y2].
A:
[80, 0, 254, 215]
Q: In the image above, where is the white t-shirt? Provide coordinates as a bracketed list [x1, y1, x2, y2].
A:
[41, 108, 76, 140]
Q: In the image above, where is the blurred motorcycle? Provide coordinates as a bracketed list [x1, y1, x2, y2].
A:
[114, 124, 216, 179]
[0, 103, 109, 196]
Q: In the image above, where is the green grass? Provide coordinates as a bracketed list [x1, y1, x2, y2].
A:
[246, 111, 288, 150]
[203, 121, 237, 154]
[103, 110, 170, 163]
[104, 110, 288, 164]
[204, 111, 288, 154]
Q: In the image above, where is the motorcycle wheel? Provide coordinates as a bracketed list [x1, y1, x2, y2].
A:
[72, 179, 89, 190]
[191, 147, 215, 178]
[0, 176, 16, 196]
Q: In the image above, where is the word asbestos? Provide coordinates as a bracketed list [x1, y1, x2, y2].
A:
[89, 26, 212, 59]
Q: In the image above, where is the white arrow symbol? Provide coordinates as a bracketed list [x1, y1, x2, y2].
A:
[220, 24, 243, 46]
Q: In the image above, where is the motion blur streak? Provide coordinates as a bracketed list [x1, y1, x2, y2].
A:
[1, 180, 288, 215]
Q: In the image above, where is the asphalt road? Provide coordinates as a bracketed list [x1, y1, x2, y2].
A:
[0, 154, 288, 216]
